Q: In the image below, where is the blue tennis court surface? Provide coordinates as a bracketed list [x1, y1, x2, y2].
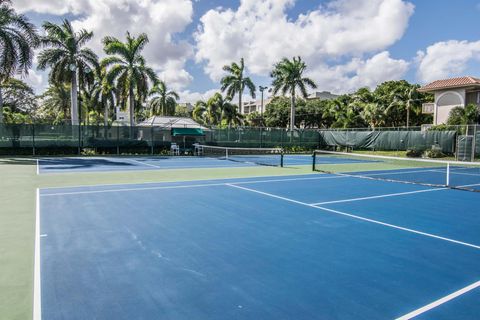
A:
[37, 174, 480, 319]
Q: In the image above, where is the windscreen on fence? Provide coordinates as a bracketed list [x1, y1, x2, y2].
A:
[318, 130, 457, 153]
[0, 123, 477, 157]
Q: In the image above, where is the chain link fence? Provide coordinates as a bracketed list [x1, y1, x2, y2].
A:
[0, 124, 479, 161]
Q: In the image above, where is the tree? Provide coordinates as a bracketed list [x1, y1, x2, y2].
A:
[148, 80, 179, 116]
[220, 57, 255, 113]
[221, 98, 243, 127]
[270, 56, 317, 131]
[101, 32, 158, 127]
[0, 0, 39, 123]
[37, 19, 98, 125]
[192, 100, 208, 125]
[90, 67, 116, 126]
[447, 104, 479, 126]
[263, 96, 290, 128]
[39, 82, 71, 123]
[0, 78, 36, 113]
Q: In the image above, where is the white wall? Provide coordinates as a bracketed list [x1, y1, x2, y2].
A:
[434, 89, 465, 125]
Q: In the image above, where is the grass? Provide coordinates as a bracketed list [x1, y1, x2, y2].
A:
[0, 157, 312, 320]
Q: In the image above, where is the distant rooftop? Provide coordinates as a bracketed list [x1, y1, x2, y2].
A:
[137, 116, 207, 129]
[419, 76, 480, 92]
[307, 91, 339, 100]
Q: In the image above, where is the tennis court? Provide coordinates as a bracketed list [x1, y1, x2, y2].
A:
[36, 172, 480, 319]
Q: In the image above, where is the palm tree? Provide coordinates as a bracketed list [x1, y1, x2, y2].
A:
[390, 85, 422, 128]
[192, 100, 208, 125]
[220, 58, 256, 114]
[0, 0, 39, 123]
[222, 100, 243, 127]
[270, 56, 317, 131]
[90, 67, 116, 126]
[101, 32, 158, 127]
[148, 80, 179, 116]
[37, 19, 98, 125]
[40, 82, 71, 122]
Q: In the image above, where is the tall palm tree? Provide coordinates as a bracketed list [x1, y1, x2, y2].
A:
[90, 67, 116, 126]
[390, 85, 422, 128]
[101, 32, 158, 127]
[221, 100, 243, 127]
[220, 58, 256, 114]
[0, 0, 39, 123]
[192, 100, 208, 125]
[37, 19, 98, 125]
[270, 56, 317, 131]
[148, 80, 179, 116]
[40, 82, 71, 123]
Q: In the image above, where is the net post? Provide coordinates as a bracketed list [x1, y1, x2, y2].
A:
[446, 163, 450, 187]
[280, 150, 284, 167]
[312, 151, 316, 171]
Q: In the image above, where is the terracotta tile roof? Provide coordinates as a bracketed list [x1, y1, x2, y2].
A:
[419, 76, 480, 92]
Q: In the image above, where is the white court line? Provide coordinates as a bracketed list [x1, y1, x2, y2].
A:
[123, 158, 163, 168]
[226, 184, 480, 250]
[40, 175, 347, 197]
[396, 280, 480, 320]
[310, 188, 446, 205]
[33, 188, 41, 320]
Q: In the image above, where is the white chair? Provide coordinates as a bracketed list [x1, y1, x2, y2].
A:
[170, 143, 180, 156]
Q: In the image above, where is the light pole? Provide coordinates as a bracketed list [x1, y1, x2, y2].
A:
[259, 86, 268, 116]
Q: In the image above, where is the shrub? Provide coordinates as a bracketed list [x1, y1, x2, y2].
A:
[406, 149, 423, 158]
[423, 148, 445, 158]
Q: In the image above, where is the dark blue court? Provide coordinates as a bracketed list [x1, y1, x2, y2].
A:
[37, 174, 480, 319]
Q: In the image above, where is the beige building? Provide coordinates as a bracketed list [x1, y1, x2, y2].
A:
[419, 76, 480, 125]
[241, 98, 272, 115]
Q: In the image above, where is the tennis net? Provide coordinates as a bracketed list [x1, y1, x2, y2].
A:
[312, 150, 480, 192]
[196, 145, 284, 167]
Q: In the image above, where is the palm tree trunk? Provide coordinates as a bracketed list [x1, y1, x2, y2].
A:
[0, 87, 4, 124]
[290, 89, 296, 132]
[103, 97, 108, 127]
[406, 101, 410, 129]
[238, 89, 242, 117]
[129, 87, 135, 128]
[71, 72, 79, 125]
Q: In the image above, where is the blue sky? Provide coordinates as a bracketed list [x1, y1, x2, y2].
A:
[13, 0, 480, 102]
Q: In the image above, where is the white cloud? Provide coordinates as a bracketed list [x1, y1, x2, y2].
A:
[13, 0, 87, 15]
[194, 0, 414, 92]
[15, 0, 195, 91]
[307, 51, 409, 94]
[416, 40, 480, 83]
[178, 88, 219, 103]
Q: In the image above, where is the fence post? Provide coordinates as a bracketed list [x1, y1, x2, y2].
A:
[472, 124, 477, 162]
[77, 123, 81, 155]
[116, 125, 120, 155]
[31, 123, 36, 156]
[151, 126, 154, 155]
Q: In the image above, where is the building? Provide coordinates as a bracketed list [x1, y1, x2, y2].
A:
[241, 91, 339, 115]
[419, 76, 480, 125]
[241, 98, 272, 115]
[307, 91, 339, 100]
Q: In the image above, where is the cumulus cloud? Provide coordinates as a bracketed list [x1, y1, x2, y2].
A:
[416, 40, 480, 83]
[178, 88, 219, 103]
[14, 0, 195, 91]
[194, 0, 414, 92]
[307, 51, 409, 93]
